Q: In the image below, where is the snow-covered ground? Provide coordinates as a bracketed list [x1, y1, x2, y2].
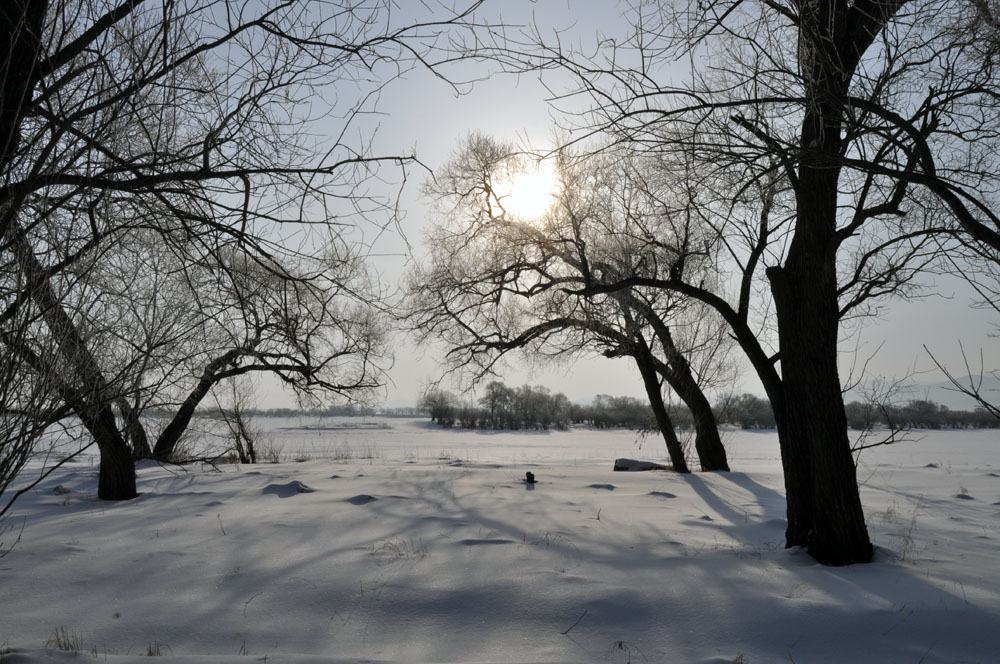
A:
[2, 418, 998, 663]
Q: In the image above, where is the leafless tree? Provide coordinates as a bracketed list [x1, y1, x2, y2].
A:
[0, 298, 80, 523]
[0, 1, 483, 502]
[210, 376, 282, 465]
[468, 0, 1000, 564]
[925, 343, 1000, 420]
[406, 133, 734, 472]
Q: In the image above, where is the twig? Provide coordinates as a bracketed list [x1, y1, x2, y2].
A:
[158, 455, 224, 472]
[917, 639, 938, 663]
[243, 591, 263, 617]
[0, 516, 26, 559]
[561, 608, 588, 635]
[0, 440, 95, 521]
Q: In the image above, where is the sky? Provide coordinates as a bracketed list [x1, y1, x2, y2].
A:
[267, 0, 1000, 411]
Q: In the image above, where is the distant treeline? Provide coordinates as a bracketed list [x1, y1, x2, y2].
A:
[421, 383, 573, 430]
[149, 403, 424, 419]
[150, 384, 998, 431]
[238, 404, 425, 418]
[419, 383, 1000, 431]
[420, 384, 677, 430]
[713, 394, 1000, 430]
[844, 399, 999, 430]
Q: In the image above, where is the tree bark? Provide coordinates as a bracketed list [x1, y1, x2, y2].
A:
[769, 258, 872, 564]
[0, 0, 47, 171]
[152, 348, 243, 460]
[766, 31, 874, 560]
[754, 373, 812, 549]
[646, 315, 729, 471]
[633, 343, 690, 473]
[11, 225, 137, 501]
[118, 397, 152, 460]
[662, 362, 728, 471]
[152, 386, 212, 461]
[79, 402, 138, 500]
[774, 177, 874, 563]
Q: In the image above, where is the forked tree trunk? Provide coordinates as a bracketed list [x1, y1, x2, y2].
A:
[153, 348, 244, 460]
[752, 0, 878, 563]
[650, 320, 729, 471]
[118, 397, 152, 460]
[633, 347, 690, 473]
[80, 404, 138, 500]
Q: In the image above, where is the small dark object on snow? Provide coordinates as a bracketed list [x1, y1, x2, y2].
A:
[525, 471, 536, 484]
[614, 458, 668, 472]
[262, 480, 316, 498]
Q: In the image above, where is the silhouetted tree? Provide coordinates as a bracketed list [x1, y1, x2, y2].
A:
[481, 0, 1000, 564]
[0, 0, 483, 500]
[407, 134, 730, 471]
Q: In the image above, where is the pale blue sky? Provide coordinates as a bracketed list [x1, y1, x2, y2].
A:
[266, 0, 1000, 410]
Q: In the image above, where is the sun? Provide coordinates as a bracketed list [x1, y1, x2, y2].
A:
[502, 163, 558, 221]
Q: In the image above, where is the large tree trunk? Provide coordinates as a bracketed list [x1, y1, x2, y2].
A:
[770, 167, 874, 563]
[80, 403, 138, 500]
[759, 380, 812, 549]
[152, 348, 243, 460]
[633, 346, 690, 473]
[648, 319, 729, 471]
[12, 225, 137, 500]
[0, 0, 47, 172]
[769, 258, 872, 564]
[118, 397, 152, 460]
[766, 55, 873, 562]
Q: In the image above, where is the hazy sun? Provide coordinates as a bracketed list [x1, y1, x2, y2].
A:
[502, 164, 558, 221]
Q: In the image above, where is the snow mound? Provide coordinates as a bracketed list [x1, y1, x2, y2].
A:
[613, 458, 668, 471]
[261, 480, 315, 497]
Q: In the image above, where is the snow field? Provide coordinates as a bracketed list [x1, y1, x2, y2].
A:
[1, 420, 999, 663]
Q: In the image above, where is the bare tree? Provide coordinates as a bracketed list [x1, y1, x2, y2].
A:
[929, 179, 1000, 420]
[476, 0, 1000, 564]
[407, 133, 734, 472]
[211, 376, 282, 465]
[925, 343, 1000, 420]
[0, 297, 79, 522]
[0, 1, 483, 501]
